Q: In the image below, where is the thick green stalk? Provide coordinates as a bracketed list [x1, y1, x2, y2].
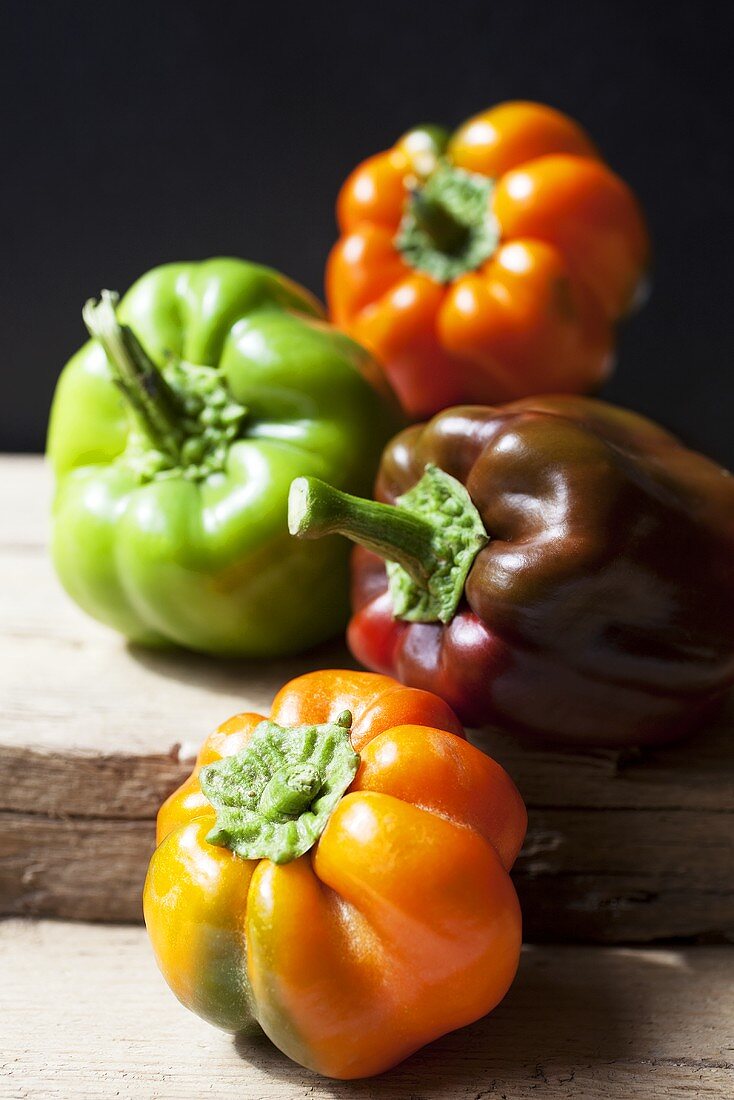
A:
[289, 467, 489, 625]
[288, 476, 438, 585]
[83, 291, 185, 458]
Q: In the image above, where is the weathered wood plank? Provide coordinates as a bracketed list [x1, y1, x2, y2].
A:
[1, 920, 731, 1098]
[3, 804, 731, 939]
[478, 704, 734, 812]
[1, 456, 733, 941]
[517, 805, 734, 942]
[0, 814, 153, 922]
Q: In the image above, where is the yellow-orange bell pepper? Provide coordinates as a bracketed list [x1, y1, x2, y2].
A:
[327, 101, 650, 417]
[144, 669, 527, 1079]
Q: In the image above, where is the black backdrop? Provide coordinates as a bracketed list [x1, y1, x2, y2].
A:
[4, 0, 733, 465]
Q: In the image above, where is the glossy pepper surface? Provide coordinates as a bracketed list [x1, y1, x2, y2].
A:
[327, 101, 649, 418]
[289, 397, 734, 747]
[47, 258, 398, 657]
[144, 669, 526, 1079]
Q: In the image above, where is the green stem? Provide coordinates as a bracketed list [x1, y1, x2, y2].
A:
[409, 185, 468, 254]
[200, 713, 360, 864]
[288, 476, 439, 586]
[259, 764, 322, 819]
[289, 467, 489, 625]
[83, 291, 185, 458]
[396, 163, 498, 285]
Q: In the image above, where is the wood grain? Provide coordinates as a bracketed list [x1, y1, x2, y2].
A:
[1, 919, 732, 1099]
[1, 456, 733, 941]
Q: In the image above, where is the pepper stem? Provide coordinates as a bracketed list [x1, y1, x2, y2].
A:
[395, 163, 499, 285]
[82, 291, 185, 458]
[288, 476, 438, 586]
[200, 713, 360, 864]
[289, 467, 490, 625]
[408, 186, 469, 254]
[259, 763, 323, 819]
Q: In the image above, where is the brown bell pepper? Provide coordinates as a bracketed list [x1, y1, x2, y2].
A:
[289, 396, 734, 747]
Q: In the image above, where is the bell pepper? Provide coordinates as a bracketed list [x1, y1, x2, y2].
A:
[327, 100, 649, 418]
[144, 669, 526, 1079]
[46, 258, 398, 657]
[289, 397, 734, 748]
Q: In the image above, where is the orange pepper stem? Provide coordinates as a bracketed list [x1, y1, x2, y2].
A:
[258, 711, 352, 819]
[408, 185, 469, 254]
[395, 163, 499, 284]
[259, 763, 323, 819]
[200, 709, 359, 864]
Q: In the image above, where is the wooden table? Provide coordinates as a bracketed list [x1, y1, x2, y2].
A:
[3, 456, 733, 941]
[2, 920, 732, 1098]
[1, 455, 733, 1097]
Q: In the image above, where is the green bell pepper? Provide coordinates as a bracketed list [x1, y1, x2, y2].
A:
[47, 257, 398, 657]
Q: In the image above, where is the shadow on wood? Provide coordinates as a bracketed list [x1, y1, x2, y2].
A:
[232, 945, 730, 1097]
[124, 636, 359, 699]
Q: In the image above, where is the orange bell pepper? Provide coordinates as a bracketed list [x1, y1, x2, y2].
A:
[144, 669, 527, 1079]
[327, 100, 650, 417]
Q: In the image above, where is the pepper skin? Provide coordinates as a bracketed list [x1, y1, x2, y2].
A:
[327, 101, 649, 418]
[144, 670, 527, 1079]
[47, 258, 398, 657]
[290, 398, 734, 748]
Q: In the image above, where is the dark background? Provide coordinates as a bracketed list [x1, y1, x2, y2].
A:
[3, 1, 733, 464]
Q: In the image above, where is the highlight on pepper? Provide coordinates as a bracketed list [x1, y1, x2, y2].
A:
[144, 669, 527, 1080]
[289, 396, 734, 749]
[327, 100, 650, 417]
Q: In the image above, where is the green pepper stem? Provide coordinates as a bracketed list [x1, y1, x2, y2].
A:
[288, 476, 438, 585]
[408, 185, 468, 253]
[82, 291, 184, 457]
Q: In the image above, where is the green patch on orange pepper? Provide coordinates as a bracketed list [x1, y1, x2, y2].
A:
[144, 669, 526, 1079]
